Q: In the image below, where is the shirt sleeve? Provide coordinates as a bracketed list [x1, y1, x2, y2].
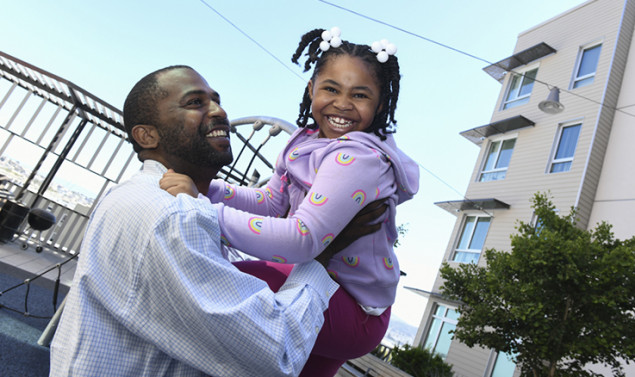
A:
[124, 194, 339, 377]
[206, 153, 291, 218]
[216, 143, 386, 263]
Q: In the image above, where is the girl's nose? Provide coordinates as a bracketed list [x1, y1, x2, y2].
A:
[333, 96, 352, 110]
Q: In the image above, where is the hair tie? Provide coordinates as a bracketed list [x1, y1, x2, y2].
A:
[319, 27, 342, 51]
[371, 39, 397, 63]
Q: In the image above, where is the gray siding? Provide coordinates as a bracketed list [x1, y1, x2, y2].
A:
[416, 1, 635, 376]
[577, 0, 635, 228]
[445, 342, 490, 377]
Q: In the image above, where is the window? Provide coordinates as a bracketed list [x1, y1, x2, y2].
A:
[479, 138, 516, 182]
[572, 44, 601, 88]
[549, 123, 581, 173]
[453, 215, 491, 263]
[531, 208, 560, 237]
[490, 352, 517, 377]
[424, 304, 458, 359]
[532, 213, 545, 235]
[502, 67, 538, 110]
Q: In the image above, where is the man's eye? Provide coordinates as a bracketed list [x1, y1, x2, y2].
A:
[187, 98, 203, 106]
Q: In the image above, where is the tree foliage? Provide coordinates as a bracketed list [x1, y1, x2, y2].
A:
[394, 222, 409, 248]
[390, 344, 454, 377]
[440, 192, 635, 377]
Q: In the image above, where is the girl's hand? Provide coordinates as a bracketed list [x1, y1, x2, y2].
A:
[160, 169, 200, 198]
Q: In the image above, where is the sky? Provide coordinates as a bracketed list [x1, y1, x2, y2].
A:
[0, 0, 588, 328]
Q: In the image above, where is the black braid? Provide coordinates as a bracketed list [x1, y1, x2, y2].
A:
[291, 29, 401, 140]
[292, 30, 322, 71]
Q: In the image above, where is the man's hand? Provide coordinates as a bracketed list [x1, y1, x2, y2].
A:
[315, 199, 388, 268]
[160, 169, 200, 197]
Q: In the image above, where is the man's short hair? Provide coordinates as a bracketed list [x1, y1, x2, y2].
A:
[122, 65, 193, 153]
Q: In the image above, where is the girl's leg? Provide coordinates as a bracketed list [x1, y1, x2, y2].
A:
[299, 288, 391, 377]
[233, 260, 390, 377]
[233, 260, 293, 291]
[299, 354, 346, 377]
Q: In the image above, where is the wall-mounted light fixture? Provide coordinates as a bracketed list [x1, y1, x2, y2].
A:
[539, 87, 565, 114]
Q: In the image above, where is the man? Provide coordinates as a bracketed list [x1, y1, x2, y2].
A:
[49, 66, 383, 376]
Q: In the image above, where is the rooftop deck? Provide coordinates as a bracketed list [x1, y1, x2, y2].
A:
[0, 238, 75, 376]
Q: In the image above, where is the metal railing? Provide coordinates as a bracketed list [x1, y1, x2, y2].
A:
[0, 49, 297, 255]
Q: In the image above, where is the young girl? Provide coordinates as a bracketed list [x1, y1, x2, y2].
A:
[161, 27, 419, 376]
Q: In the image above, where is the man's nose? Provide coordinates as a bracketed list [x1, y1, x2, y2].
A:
[208, 101, 228, 118]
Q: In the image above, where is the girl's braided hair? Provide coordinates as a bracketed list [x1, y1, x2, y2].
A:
[291, 29, 401, 140]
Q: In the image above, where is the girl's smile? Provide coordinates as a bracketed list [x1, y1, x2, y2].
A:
[308, 55, 382, 139]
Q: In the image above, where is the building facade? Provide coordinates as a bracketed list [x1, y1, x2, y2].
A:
[411, 0, 635, 375]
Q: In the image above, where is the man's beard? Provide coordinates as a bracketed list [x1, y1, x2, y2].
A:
[158, 121, 233, 168]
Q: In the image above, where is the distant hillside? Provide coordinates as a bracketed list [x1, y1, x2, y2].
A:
[382, 316, 418, 348]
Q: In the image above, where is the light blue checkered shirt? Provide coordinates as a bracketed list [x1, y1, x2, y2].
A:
[50, 160, 338, 377]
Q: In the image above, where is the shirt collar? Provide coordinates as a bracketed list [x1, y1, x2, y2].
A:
[143, 160, 168, 176]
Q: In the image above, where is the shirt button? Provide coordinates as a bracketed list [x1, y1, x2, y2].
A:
[315, 326, 320, 334]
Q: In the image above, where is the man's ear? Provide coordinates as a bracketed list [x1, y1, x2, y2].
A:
[131, 124, 160, 149]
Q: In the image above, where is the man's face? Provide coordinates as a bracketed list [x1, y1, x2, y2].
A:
[155, 68, 233, 169]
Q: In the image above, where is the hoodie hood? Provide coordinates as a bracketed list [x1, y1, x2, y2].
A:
[283, 127, 420, 207]
[336, 131, 420, 204]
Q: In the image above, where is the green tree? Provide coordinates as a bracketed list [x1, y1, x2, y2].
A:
[390, 344, 453, 377]
[394, 222, 409, 248]
[440, 192, 635, 377]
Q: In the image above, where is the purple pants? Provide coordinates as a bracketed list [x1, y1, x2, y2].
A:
[234, 260, 390, 377]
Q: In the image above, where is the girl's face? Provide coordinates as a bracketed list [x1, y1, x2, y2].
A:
[308, 55, 382, 139]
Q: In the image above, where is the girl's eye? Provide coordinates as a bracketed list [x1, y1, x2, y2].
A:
[324, 87, 337, 93]
[353, 93, 369, 99]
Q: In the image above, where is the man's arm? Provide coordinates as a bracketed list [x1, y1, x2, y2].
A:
[94, 191, 339, 377]
[315, 199, 387, 267]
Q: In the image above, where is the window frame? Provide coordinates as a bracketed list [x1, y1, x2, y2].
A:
[478, 136, 517, 182]
[571, 42, 602, 89]
[452, 214, 491, 264]
[489, 351, 518, 377]
[531, 208, 561, 237]
[423, 304, 459, 359]
[548, 122, 582, 174]
[501, 64, 539, 110]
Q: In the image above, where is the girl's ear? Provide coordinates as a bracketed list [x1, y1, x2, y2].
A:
[131, 124, 160, 149]
[376, 101, 384, 116]
[307, 80, 314, 101]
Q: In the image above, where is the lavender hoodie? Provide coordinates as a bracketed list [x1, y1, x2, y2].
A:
[210, 127, 419, 308]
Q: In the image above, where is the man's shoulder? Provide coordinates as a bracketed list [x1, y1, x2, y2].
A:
[97, 173, 176, 219]
[107, 172, 162, 201]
